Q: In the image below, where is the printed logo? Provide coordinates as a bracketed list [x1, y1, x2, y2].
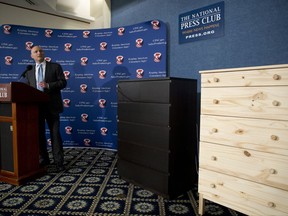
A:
[116, 55, 124, 64]
[153, 52, 162, 62]
[64, 43, 72, 51]
[118, 27, 125, 36]
[63, 98, 71, 107]
[25, 41, 33, 50]
[65, 126, 73, 134]
[100, 42, 107, 50]
[81, 113, 88, 122]
[4, 56, 13, 65]
[80, 84, 88, 93]
[136, 69, 144, 78]
[136, 38, 144, 48]
[45, 29, 53, 37]
[151, 20, 160, 30]
[99, 70, 106, 79]
[45, 57, 51, 62]
[83, 138, 91, 146]
[81, 57, 88, 66]
[3, 25, 11, 34]
[47, 138, 52, 146]
[83, 30, 90, 38]
[99, 99, 106, 108]
[100, 127, 108, 136]
[63, 71, 70, 80]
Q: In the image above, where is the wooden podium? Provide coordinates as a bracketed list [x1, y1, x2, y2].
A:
[0, 82, 49, 185]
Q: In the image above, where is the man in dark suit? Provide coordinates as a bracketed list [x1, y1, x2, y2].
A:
[26, 45, 67, 171]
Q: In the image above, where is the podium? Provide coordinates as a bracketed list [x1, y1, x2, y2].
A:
[0, 82, 49, 185]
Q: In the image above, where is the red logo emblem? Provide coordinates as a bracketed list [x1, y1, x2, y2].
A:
[80, 84, 88, 93]
[81, 57, 88, 66]
[4, 56, 13, 65]
[63, 98, 71, 107]
[151, 20, 160, 30]
[25, 41, 33, 50]
[81, 113, 88, 122]
[83, 31, 90, 38]
[136, 69, 144, 78]
[45, 29, 53, 37]
[3, 25, 11, 34]
[154, 52, 162, 62]
[64, 43, 72, 51]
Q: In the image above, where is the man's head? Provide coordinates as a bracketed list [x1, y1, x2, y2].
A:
[31, 46, 45, 63]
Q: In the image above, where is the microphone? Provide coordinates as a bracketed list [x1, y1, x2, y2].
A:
[19, 65, 33, 78]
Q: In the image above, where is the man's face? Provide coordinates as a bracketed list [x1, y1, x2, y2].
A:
[31, 46, 44, 63]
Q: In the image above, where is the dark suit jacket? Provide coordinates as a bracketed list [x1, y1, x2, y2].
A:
[26, 61, 67, 114]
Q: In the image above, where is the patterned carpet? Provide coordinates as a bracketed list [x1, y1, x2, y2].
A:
[0, 148, 245, 216]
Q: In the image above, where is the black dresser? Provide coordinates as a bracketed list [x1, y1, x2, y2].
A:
[117, 77, 198, 198]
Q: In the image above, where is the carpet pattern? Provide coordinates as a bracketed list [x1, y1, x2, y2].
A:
[0, 148, 245, 215]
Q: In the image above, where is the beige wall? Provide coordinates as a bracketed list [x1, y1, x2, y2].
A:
[0, 0, 111, 29]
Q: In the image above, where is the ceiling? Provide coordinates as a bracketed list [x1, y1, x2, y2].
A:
[0, 0, 95, 23]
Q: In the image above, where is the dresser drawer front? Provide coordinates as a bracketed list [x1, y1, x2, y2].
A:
[200, 115, 288, 156]
[201, 66, 288, 87]
[201, 86, 288, 120]
[198, 169, 288, 215]
[118, 79, 170, 103]
[199, 142, 288, 190]
[118, 102, 170, 126]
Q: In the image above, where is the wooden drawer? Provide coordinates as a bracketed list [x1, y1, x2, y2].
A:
[201, 65, 288, 87]
[198, 168, 288, 216]
[199, 142, 288, 190]
[200, 115, 288, 156]
[201, 86, 288, 120]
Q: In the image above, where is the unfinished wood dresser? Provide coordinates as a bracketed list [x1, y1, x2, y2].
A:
[198, 64, 288, 216]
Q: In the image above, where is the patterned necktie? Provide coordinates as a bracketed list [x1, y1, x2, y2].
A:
[37, 64, 43, 91]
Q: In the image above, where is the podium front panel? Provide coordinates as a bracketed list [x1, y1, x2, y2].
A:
[0, 103, 12, 117]
[0, 122, 14, 172]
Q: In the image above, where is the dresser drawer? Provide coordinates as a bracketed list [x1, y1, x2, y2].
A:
[118, 102, 170, 126]
[201, 86, 288, 120]
[201, 65, 288, 87]
[199, 142, 288, 190]
[200, 115, 288, 156]
[198, 168, 288, 216]
[118, 78, 171, 103]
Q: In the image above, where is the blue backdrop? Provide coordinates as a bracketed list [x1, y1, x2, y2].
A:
[0, 20, 167, 150]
